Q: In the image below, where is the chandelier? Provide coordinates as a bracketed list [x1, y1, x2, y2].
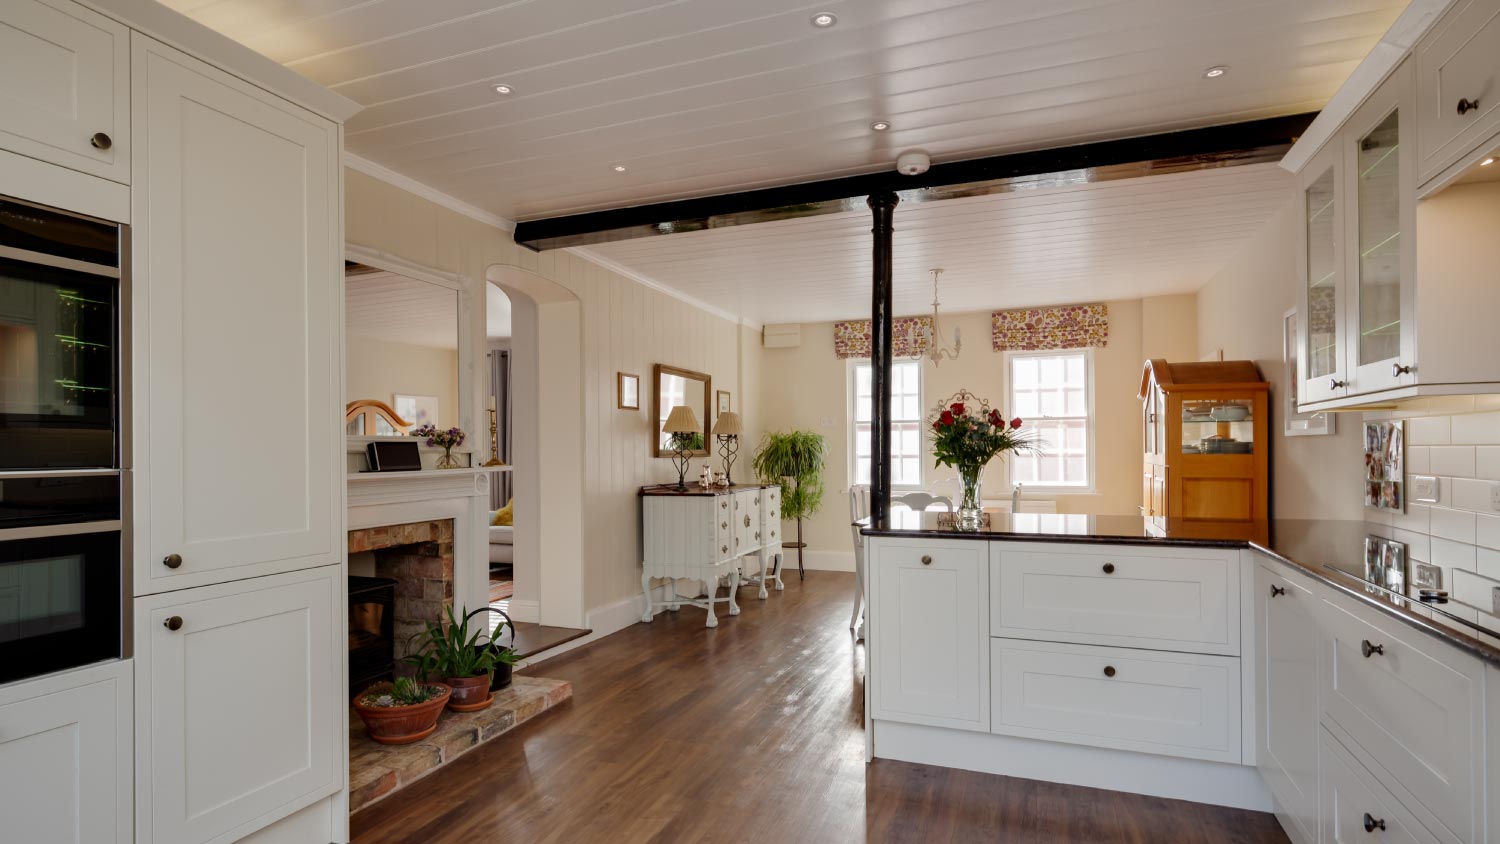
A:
[908, 267, 960, 365]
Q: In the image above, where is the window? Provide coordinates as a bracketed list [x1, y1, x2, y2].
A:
[851, 360, 923, 487]
[1007, 350, 1093, 490]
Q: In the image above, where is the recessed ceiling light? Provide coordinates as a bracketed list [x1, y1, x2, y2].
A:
[810, 12, 837, 28]
[491, 83, 514, 95]
[870, 120, 891, 131]
[1483, 157, 1496, 166]
[1203, 66, 1228, 79]
[612, 165, 628, 172]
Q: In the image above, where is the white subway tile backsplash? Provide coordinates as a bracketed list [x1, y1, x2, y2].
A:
[1429, 446, 1477, 478]
[1391, 528, 1431, 563]
[1453, 477, 1497, 513]
[1429, 506, 1477, 543]
[1408, 415, 1452, 445]
[1479, 514, 1500, 551]
[1477, 446, 1500, 481]
[1479, 548, 1500, 581]
[1450, 411, 1500, 445]
[1407, 446, 1430, 475]
[1432, 536, 1478, 573]
[1390, 502, 1430, 533]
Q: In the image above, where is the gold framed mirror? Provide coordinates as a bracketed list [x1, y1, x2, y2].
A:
[653, 364, 711, 457]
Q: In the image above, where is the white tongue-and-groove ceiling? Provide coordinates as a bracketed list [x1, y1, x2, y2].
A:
[158, 0, 1402, 223]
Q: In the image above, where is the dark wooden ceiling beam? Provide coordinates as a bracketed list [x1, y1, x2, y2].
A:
[511, 112, 1316, 252]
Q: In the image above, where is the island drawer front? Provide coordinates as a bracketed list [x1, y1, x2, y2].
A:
[1320, 593, 1483, 844]
[990, 638, 1240, 764]
[1320, 728, 1439, 844]
[990, 547, 1238, 655]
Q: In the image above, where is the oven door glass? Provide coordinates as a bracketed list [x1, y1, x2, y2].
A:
[0, 257, 118, 470]
[0, 530, 121, 684]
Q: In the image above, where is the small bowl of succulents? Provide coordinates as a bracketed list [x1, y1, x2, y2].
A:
[353, 676, 452, 745]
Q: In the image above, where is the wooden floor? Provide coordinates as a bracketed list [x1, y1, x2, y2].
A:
[351, 571, 1290, 844]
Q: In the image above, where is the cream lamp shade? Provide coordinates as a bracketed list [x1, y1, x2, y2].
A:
[663, 405, 701, 434]
[711, 411, 743, 437]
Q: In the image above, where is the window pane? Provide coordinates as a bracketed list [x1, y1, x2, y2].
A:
[1065, 422, 1086, 451]
[899, 458, 919, 484]
[1065, 355, 1085, 384]
[855, 396, 870, 423]
[1039, 356, 1064, 384]
[1065, 389, 1086, 416]
[856, 365, 871, 393]
[1013, 357, 1037, 387]
[1065, 456, 1086, 482]
[855, 460, 870, 485]
[900, 427, 919, 455]
[1041, 390, 1063, 417]
[854, 425, 871, 457]
[1037, 454, 1061, 484]
[897, 395, 915, 420]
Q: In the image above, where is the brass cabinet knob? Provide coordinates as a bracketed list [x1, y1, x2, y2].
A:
[90, 132, 112, 150]
[1270, 584, 1285, 597]
[744, 515, 751, 527]
[1103, 665, 1117, 678]
[1102, 562, 1116, 574]
[1458, 97, 1480, 115]
[1363, 813, 1386, 833]
[920, 555, 932, 565]
[163, 616, 183, 631]
[722, 545, 728, 554]
[770, 530, 777, 538]
[721, 500, 728, 509]
[721, 522, 728, 530]
[163, 553, 183, 569]
[1361, 639, 1385, 658]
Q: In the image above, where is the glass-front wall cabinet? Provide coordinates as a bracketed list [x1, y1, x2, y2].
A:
[1301, 143, 1344, 405]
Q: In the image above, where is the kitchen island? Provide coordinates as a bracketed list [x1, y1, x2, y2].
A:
[860, 512, 1500, 841]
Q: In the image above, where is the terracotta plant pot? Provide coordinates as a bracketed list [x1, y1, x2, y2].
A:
[445, 673, 493, 712]
[353, 682, 451, 745]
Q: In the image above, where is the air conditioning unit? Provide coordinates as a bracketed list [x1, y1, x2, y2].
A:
[762, 324, 801, 348]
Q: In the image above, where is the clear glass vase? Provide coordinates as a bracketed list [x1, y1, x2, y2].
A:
[434, 447, 462, 470]
[956, 465, 984, 531]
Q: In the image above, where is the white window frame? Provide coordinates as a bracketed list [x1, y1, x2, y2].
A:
[1002, 348, 1097, 494]
[847, 359, 924, 490]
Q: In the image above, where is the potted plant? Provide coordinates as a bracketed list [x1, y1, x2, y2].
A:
[410, 423, 466, 469]
[352, 676, 451, 745]
[751, 430, 827, 579]
[404, 606, 517, 712]
[928, 389, 1038, 531]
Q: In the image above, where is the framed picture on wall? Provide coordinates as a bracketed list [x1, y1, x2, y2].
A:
[617, 372, 640, 410]
[1282, 309, 1334, 437]
[393, 394, 439, 428]
[716, 390, 731, 416]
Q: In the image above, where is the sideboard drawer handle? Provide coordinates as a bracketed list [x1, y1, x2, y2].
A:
[920, 555, 932, 565]
[163, 616, 183, 631]
[1361, 639, 1384, 658]
[721, 500, 727, 509]
[1363, 813, 1386, 833]
[1103, 665, 1116, 678]
[1102, 562, 1115, 574]
[722, 545, 728, 554]
[1270, 584, 1285, 597]
[721, 522, 728, 530]
[744, 515, 751, 527]
[163, 553, 183, 569]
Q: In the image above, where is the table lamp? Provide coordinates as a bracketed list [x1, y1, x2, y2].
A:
[712, 411, 743, 485]
[663, 405, 702, 489]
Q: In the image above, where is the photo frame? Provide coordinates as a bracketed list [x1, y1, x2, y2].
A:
[1363, 420, 1405, 513]
[393, 394, 439, 429]
[1282, 309, 1334, 437]
[617, 372, 639, 410]
[716, 390, 732, 416]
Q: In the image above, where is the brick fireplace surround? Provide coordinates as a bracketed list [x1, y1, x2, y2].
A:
[348, 519, 454, 663]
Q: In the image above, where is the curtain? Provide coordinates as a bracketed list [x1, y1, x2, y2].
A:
[832, 315, 934, 358]
[991, 303, 1109, 351]
[488, 349, 513, 508]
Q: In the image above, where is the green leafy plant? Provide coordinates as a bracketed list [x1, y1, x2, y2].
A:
[403, 606, 517, 682]
[359, 676, 443, 708]
[752, 430, 828, 522]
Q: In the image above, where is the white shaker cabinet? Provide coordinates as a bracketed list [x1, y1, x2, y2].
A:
[0, 661, 133, 844]
[135, 565, 341, 844]
[1254, 563, 1320, 844]
[0, 0, 130, 184]
[868, 539, 988, 731]
[1414, 0, 1500, 184]
[1297, 137, 1349, 406]
[131, 34, 343, 596]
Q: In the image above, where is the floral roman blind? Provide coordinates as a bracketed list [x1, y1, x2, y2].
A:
[833, 316, 934, 359]
[991, 303, 1109, 351]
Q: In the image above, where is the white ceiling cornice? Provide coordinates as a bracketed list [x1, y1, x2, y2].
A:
[343, 152, 516, 233]
[569, 246, 762, 332]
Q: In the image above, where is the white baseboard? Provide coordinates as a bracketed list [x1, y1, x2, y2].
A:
[792, 550, 855, 572]
[873, 720, 1271, 812]
[519, 584, 670, 668]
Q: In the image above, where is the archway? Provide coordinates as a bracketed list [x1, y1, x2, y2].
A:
[478, 264, 586, 630]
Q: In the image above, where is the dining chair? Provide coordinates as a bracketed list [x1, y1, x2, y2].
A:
[891, 491, 953, 514]
[848, 484, 871, 634]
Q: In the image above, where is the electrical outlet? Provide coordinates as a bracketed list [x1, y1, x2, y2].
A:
[1492, 483, 1500, 511]
[1412, 475, 1439, 503]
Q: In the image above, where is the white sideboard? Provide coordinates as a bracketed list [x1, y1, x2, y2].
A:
[640, 484, 783, 626]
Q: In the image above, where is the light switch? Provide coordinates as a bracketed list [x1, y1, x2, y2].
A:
[1411, 475, 1439, 503]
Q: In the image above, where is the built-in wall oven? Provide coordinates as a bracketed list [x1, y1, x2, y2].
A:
[0, 194, 128, 685]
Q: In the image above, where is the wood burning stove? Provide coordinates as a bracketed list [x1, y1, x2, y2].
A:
[348, 575, 397, 698]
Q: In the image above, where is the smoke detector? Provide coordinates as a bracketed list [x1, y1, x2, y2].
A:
[896, 151, 931, 176]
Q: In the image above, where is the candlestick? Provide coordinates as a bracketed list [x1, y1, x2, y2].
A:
[481, 405, 505, 467]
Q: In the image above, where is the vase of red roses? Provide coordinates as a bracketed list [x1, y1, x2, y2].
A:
[928, 390, 1038, 531]
[411, 424, 466, 469]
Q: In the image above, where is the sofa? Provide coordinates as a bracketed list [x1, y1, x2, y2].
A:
[487, 511, 514, 565]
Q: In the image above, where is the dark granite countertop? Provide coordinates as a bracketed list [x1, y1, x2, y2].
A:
[860, 512, 1500, 666]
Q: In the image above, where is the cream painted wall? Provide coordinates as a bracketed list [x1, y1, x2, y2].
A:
[345, 335, 459, 429]
[344, 168, 760, 617]
[757, 296, 1195, 557]
[1195, 199, 1365, 520]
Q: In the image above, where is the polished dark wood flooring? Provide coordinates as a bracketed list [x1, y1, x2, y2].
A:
[351, 571, 1289, 844]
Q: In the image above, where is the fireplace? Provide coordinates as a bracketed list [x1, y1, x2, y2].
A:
[347, 519, 455, 692]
